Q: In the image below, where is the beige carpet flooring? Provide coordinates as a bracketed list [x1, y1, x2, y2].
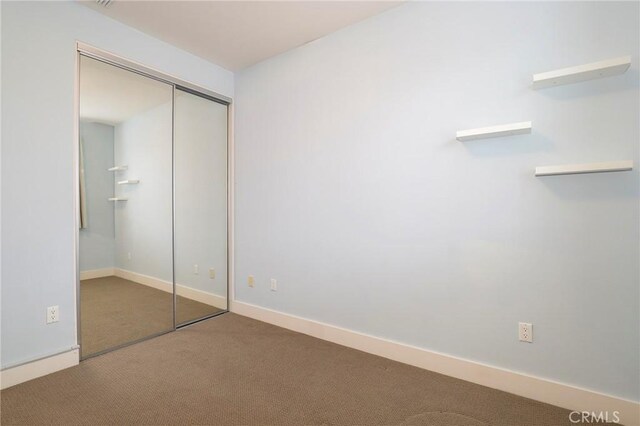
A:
[80, 276, 223, 357]
[0, 313, 588, 425]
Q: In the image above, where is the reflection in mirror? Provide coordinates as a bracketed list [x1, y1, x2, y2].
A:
[78, 55, 173, 358]
[174, 89, 228, 325]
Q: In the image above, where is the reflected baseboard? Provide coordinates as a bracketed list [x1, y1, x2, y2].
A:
[80, 268, 115, 280]
[113, 268, 227, 310]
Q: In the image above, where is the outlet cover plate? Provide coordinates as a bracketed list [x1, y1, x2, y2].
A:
[47, 306, 59, 324]
[519, 322, 533, 343]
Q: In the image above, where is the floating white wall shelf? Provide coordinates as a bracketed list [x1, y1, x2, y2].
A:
[108, 166, 128, 171]
[117, 180, 140, 185]
[532, 56, 631, 89]
[108, 197, 128, 201]
[456, 121, 532, 142]
[535, 160, 633, 177]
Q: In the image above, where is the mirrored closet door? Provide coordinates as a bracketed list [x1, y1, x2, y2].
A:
[78, 49, 229, 359]
[174, 89, 228, 325]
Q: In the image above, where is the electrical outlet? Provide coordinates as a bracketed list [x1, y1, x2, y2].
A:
[270, 278, 277, 291]
[127, 252, 132, 261]
[248, 275, 255, 287]
[209, 268, 216, 279]
[519, 322, 533, 343]
[194, 264, 199, 275]
[47, 306, 59, 324]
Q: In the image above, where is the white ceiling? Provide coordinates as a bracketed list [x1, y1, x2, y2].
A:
[81, 0, 402, 71]
[80, 55, 172, 125]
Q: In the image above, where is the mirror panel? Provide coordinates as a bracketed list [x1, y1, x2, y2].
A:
[174, 89, 228, 325]
[78, 55, 174, 358]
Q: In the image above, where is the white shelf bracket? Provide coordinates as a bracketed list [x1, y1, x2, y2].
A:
[108, 165, 128, 172]
[532, 56, 631, 89]
[535, 161, 633, 177]
[456, 121, 532, 142]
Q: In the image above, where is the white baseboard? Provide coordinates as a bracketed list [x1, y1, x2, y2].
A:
[0, 348, 80, 390]
[79, 268, 114, 280]
[114, 268, 227, 310]
[231, 301, 640, 426]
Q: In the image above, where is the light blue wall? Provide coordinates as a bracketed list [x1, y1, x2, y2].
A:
[174, 91, 228, 298]
[114, 102, 173, 282]
[112, 94, 229, 300]
[1, 0, 233, 368]
[235, 2, 639, 401]
[79, 122, 115, 272]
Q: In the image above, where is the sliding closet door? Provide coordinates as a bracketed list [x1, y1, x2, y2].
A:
[174, 89, 228, 325]
[78, 55, 174, 358]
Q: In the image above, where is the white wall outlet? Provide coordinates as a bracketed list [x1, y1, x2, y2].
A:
[194, 264, 199, 275]
[248, 275, 255, 287]
[270, 278, 277, 291]
[519, 322, 533, 343]
[127, 252, 132, 261]
[47, 306, 59, 324]
[209, 268, 216, 279]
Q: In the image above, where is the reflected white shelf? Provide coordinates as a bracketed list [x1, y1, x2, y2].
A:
[535, 161, 633, 177]
[117, 180, 140, 185]
[108, 165, 128, 171]
[108, 197, 128, 201]
[456, 121, 532, 142]
[532, 56, 631, 89]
